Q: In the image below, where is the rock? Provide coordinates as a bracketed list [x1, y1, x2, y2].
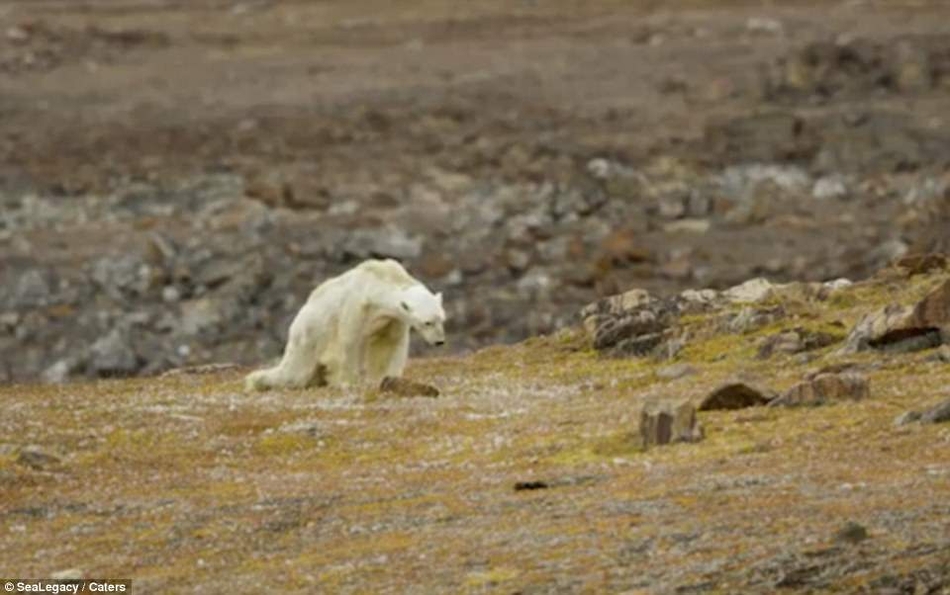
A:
[90, 253, 152, 299]
[724, 305, 786, 334]
[894, 410, 923, 426]
[745, 16, 783, 35]
[698, 383, 773, 411]
[42, 358, 80, 384]
[379, 376, 439, 398]
[50, 569, 84, 581]
[895, 253, 948, 277]
[723, 278, 776, 304]
[639, 400, 703, 447]
[343, 227, 423, 261]
[757, 327, 840, 359]
[927, 344, 950, 363]
[772, 373, 869, 407]
[835, 521, 869, 544]
[89, 327, 140, 377]
[812, 175, 850, 200]
[9, 268, 53, 308]
[17, 446, 62, 470]
[920, 399, 950, 424]
[513, 481, 549, 491]
[656, 363, 697, 380]
[662, 219, 710, 234]
[841, 279, 950, 353]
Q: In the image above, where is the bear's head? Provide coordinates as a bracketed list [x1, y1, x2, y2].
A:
[399, 285, 446, 346]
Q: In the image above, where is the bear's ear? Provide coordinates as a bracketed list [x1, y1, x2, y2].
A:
[436, 292, 443, 304]
[400, 301, 411, 312]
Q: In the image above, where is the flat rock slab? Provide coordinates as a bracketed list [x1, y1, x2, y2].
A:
[772, 373, 869, 407]
[379, 376, 440, 398]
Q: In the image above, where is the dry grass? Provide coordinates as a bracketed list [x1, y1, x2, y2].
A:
[1, 271, 949, 593]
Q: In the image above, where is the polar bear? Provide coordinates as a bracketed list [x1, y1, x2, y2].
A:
[245, 259, 445, 391]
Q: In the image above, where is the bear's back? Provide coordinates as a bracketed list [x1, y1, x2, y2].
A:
[353, 259, 417, 288]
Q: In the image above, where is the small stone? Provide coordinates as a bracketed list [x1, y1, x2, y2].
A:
[639, 400, 702, 447]
[161, 285, 181, 303]
[513, 481, 549, 491]
[894, 410, 922, 426]
[812, 175, 850, 200]
[662, 219, 710, 234]
[698, 383, 773, 411]
[379, 376, 439, 398]
[835, 521, 869, 544]
[50, 569, 84, 581]
[773, 373, 869, 407]
[920, 399, 950, 424]
[17, 446, 62, 470]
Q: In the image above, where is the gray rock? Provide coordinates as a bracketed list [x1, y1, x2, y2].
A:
[90, 327, 140, 377]
[812, 175, 850, 200]
[639, 400, 703, 448]
[10, 268, 53, 308]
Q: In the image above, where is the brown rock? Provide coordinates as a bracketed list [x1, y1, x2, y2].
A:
[379, 376, 440, 398]
[773, 373, 869, 407]
[639, 400, 703, 447]
[896, 253, 948, 277]
[698, 383, 773, 411]
[841, 279, 950, 353]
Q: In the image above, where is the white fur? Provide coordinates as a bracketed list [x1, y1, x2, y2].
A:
[245, 259, 445, 391]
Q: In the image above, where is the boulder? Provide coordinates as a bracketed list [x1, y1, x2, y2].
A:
[840, 279, 950, 353]
[639, 400, 703, 447]
[772, 373, 869, 407]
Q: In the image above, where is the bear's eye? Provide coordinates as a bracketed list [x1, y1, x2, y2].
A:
[424, 321, 433, 327]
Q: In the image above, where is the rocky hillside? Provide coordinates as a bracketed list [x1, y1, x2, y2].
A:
[2, 0, 950, 382]
[1, 261, 948, 593]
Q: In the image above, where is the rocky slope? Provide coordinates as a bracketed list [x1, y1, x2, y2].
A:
[2, 0, 950, 381]
[1, 261, 948, 593]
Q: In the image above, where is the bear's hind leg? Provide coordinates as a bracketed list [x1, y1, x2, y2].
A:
[247, 334, 324, 390]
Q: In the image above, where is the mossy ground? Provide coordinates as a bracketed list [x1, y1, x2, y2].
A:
[1, 272, 948, 593]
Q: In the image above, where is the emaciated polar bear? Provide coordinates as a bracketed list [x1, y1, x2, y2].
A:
[246, 259, 445, 390]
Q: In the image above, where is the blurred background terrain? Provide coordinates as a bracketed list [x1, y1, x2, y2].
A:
[1, 0, 948, 382]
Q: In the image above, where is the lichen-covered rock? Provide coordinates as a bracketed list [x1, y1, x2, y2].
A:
[772, 373, 869, 407]
[639, 401, 703, 447]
